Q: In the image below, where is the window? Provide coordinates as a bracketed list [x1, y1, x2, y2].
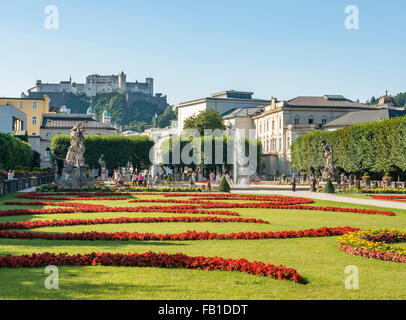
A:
[322, 119, 327, 125]
[32, 101, 37, 109]
[294, 116, 299, 124]
[19, 101, 24, 109]
[308, 117, 314, 124]
[32, 116, 37, 125]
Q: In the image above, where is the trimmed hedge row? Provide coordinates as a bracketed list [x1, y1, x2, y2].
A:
[291, 116, 406, 178]
[0, 133, 33, 170]
[50, 135, 154, 170]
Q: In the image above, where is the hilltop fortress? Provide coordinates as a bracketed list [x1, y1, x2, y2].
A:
[27, 71, 154, 97]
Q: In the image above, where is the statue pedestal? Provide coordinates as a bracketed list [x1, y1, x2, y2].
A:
[57, 164, 95, 189]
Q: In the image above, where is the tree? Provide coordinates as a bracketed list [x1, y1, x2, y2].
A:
[323, 178, 335, 193]
[0, 133, 33, 170]
[157, 107, 176, 128]
[183, 109, 226, 135]
[160, 135, 262, 178]
[218, 176, 231, 192]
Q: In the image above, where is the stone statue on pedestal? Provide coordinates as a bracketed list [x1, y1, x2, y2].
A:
[321, 142, 339, 182]
[98, 154, 107, 181]
[57, 123, 95, 189]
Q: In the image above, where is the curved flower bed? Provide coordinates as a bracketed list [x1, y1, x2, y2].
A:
[16, 193, 130, 201]
[0, 226, 359, 242]
[338, 228, 406, 263]
[361, 188, 406, 194]
[0, 251, 305, 284]
[369, 195, 406, 202]
[128, 199, 395, 216]
[4, 191, 392, 284]
[0, 215, 269, 230]
[0, 203, 240, 217]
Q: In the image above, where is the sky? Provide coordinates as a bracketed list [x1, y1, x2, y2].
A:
[0, 0, 405, 105]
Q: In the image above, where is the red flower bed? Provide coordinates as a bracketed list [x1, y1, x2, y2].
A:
[0, 202, 240, 217]
[0, 251, 305, 283]
[0, 226, 359, 242]
[0, 215, 269, 230]
[369, 195, 406, 202]
[128, 199, 395, 216]
[15, 193, 129, 201]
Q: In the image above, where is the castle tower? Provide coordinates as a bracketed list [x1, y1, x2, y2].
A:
[146, 78, 153, 96]
[102, 110, 112, 124]
[118, 71, 127, 94]
[87, 106, 96, 120]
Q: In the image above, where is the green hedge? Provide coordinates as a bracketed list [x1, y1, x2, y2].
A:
[290, 116, 406, 179]
[50, 135, 154, 170]
[161, 136, 262, 176]
[0, 133, 33, 170]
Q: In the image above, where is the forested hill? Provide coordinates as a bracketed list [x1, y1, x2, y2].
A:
[366, 92, 406, 108]
[30, 92, 175, 132]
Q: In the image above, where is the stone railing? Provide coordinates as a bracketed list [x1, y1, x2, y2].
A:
[0, 175, 55, 197]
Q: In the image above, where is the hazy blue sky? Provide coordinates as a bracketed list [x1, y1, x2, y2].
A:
[1, 0, 405, 105]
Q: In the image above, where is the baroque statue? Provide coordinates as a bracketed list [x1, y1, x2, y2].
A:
[321, 142, 338, 182]
[57, 123, 95, 189]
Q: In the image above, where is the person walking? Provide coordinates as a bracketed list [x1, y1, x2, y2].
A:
[131, 173, 137, 187]
[310, 173, 317, 192]
[146, 174, 153, 188]
[349, 174, 354, 190]
[137, 172, 143, 186]
[291, 173, 296, 192]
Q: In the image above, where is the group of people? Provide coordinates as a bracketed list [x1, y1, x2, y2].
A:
[111, 169, 175, 188]
[130, 172, 154, 188]
[339, 173, 355, 190]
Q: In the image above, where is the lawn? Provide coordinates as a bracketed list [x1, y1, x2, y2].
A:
[0, 192, 405, 300]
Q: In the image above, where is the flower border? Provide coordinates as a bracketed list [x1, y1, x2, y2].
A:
[338, 228, 406, 263]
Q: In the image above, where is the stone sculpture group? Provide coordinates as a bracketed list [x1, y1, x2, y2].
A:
[57, 123, 95, 189]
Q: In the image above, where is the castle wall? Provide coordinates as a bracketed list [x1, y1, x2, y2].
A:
[29, 73, 154, 98]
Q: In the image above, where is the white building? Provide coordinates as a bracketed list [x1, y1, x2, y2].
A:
[28, 71, 154, 97]
[222, 107, 260, 138]
[253, 95, 380, 177]
[102, 110, 112, 124]
[59, 105, 71, 114]
[177, 90, 270, 135]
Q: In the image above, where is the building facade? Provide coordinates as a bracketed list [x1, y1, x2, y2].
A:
[0, 95, 51, 136]
[0, 104, 27, 134]
[40, 113, 118, 168]
[177, 90, 270, 135]
[28, 71, 154, 97]
[222, 107, 259, 138]
[253, 95, 380, 177]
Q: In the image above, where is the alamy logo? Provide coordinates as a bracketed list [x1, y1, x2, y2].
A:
[44, 265, 59, 290]
[44, 5, 59, 30]
[344, 265, 359, 290]
[344, 5, 359, 30]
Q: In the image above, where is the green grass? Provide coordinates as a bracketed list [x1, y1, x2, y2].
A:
[0, 193, 405, 300]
